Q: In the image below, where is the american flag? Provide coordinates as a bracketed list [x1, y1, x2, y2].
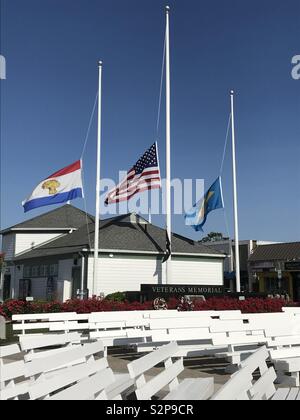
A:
[105, 142, 161, 205]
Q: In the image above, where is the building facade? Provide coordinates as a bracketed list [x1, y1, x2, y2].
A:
[248, 242, 300, 301]
[0, 205, 225, 302]
[205, 239, 277, 292]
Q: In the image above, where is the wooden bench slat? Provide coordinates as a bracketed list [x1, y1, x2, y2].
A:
[12, 313, 77, 321]
[249, 368, 277, 400]
[25, 341, 104, 376]
[0, 344, 21, 358]
[286, 388, 300, 400]
[0, 380, 29, 400]
[135, 359, 183, 400]
[105, 374, 135, 400]
[48, 367, 114, 400]
[270, 347, 300, 360]
[149, 318, 213, 330]
[164, 377, 214, 400]
[128, 342, 179, 378]
[13, 323, 52, 331]
[19, 332, 81, 351]
[28, 358, 108, 399]
[271, 388, 291, 400]
[1, 360, 26, 382]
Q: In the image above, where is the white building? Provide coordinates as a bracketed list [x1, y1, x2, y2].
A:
[0, 205, 225, 302]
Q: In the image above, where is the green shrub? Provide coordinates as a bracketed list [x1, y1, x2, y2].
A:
[105, 292, 126, 302]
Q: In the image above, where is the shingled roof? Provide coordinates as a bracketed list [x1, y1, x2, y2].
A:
[1, 205, 94, 234]
[249, 242, 300, 262]
[11, 208, 224, 261]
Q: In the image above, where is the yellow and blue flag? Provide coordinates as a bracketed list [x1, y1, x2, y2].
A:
[185, 177, 224, 232]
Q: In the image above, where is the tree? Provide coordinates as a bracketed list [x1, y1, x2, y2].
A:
[200, 232, 227, 243]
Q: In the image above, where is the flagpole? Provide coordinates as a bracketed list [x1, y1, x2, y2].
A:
[165, 6, 172, 284]
[93, 61, 103, 296]
[230, 90, 241, 293]
[148, 208, 152, 224]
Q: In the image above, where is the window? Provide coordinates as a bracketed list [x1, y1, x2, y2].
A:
[40, 265, 49, 277]
[31, 266, 39, 277]
[23, 264, 58, 278]
[49, 264, 58, 276]
[23, 266, 31, 278]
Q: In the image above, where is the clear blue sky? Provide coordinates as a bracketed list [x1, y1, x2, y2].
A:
[0, 0, 299, 242]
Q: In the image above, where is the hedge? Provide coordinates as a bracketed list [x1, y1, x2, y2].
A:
[0, 297, 296, 320]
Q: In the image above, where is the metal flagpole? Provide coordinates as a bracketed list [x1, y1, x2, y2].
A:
[93, 61, 103, 295]
[165, 6, 172, 285]
[230, 90, 241, 293]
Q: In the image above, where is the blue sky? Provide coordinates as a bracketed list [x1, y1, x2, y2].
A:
[0, 0, 299, 242]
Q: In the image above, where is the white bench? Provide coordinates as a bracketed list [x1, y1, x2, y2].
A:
[146, 310, 241, 319]
[0, 315, 6, 340]
[269, 345, 300, 387]
[25, 340, 131, 400]
[127, 342, 214, 400]
[282, 307, 300, 315]
[212, 346, 300, 400]
[10, 310, 246, 340]
[0, 333, 86, 400]
[19, 332, 83, 362]
[211, 317, 300, 369]
[12, 312, 90, 335]
[12, 311, 150, 337]
[0, 338, 135, 400]
[270, 387, 300, 400]
[211, 346, 277, 400]
[0, 343, 28, 400]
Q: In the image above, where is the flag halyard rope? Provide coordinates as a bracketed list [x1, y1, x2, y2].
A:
[80, 92, 99, 250]
[220, 113, 232, 239]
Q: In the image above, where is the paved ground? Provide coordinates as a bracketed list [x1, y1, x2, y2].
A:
[107, 347, 231, 391]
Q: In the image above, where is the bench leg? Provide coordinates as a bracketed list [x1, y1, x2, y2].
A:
[289, 372, 300, 387]
[276, 370, 300, 387]
[225, 364, 239, 374]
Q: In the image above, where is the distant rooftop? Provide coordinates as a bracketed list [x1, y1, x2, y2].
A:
[249, 242, 300, 262]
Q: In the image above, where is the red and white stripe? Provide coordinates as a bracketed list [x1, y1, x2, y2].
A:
[22, 160, 83, 204]
[106, 167, 161, 204]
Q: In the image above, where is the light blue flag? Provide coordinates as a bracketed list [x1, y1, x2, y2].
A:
[185, 177, 224, 232]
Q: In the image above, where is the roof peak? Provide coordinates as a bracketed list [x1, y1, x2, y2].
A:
[1, 204, 94, 234]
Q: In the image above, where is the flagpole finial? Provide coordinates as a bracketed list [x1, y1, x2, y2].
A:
[166, 5, 170, 13]
[98, 61, 103, 67]
[230, 89, 234, 96]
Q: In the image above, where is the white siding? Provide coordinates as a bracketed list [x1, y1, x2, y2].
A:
[88, 255, 164, 297]
[171, 257, 224, 286]
[15, 233, 63, 256]
[2, 234, 16, 260]
[87, 255, 223, 297]
[58, 259, 73, 302]
[31, 278, 47, 300]
[205, 242, 233, 272]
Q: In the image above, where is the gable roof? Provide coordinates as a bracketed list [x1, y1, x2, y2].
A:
[12, 209, 224, 261]
[249, 242, 300, 262]
[1, 205, 94, 234]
